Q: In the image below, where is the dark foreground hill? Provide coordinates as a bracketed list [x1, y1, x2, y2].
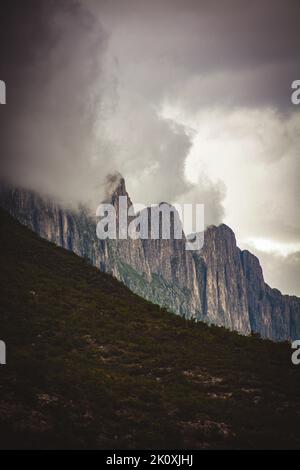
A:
[0, 208, 300, 449]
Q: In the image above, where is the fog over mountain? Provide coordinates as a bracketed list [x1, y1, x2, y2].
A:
[0, 0, 299, 295]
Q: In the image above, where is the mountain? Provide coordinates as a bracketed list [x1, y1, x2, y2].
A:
[1, 207, 300, 449]
[0, 179, 299, 341]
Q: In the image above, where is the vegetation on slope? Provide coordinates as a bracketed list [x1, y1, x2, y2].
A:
[0, 208, 300, 449]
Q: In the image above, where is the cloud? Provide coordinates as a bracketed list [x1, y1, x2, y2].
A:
[0, 0, 225, 224]
[94, 0, 300, 111]
[0, 0, 299, 294]
[170, 104, 299, 295]
[0, 0, 115, 207]
[164, 106, 300, 245]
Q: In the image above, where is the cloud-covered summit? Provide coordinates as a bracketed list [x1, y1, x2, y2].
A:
[0, 0, 299, 294]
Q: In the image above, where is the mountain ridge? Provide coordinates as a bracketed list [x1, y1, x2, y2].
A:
[0, 179, 299, 341]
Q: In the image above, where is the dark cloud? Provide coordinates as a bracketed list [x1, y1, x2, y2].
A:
[0, 0, 225, 220]
[96, 0, 300, 111]
[0, 0, 114, 207]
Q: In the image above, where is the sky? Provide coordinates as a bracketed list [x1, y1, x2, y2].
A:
[0, 0, 299, 295]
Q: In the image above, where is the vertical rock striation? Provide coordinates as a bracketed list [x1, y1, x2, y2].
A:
[200, 224, 250, 334]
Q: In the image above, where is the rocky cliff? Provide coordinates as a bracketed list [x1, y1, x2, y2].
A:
[1, 179, 299, 341]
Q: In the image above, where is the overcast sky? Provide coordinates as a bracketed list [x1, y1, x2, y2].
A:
[0, 0, 299, 295]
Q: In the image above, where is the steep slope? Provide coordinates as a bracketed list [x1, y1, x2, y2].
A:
[1, 208, 300, 450]
[1, 180, 299, 341]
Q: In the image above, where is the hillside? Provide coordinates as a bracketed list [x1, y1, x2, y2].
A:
[0, 208, 300, 449]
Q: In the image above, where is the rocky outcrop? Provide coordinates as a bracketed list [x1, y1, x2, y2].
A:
[108, 184, 203, 320]
[200, 225, 250, 334]
[1, 179, 299, 341]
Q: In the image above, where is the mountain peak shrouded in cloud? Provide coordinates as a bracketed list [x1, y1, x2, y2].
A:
[0, 0, 299, 295]
[103, 172, 127, 202]
[0, 0, 226, 217]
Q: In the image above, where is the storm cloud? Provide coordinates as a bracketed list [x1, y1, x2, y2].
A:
[0, 0, 299, 294]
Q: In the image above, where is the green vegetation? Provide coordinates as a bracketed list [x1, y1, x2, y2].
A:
[117, 260, 196, 319]
[0, 208, 300, 449]
[117, 260, 150, 292]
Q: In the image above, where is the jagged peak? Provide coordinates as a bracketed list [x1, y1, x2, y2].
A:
[105, 172, 126, 194]
[102, 173, 133, 208]
[204, 222, 236, 245]
[114, 176, 126, 195]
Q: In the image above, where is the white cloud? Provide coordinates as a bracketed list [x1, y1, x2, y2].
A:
[161, 104, 300, 294]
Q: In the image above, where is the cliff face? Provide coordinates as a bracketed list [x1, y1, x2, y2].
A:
[1, 180, 299, 341]
[200, 225, 250, 334]
[241, 250, 300, 341]
[107, 182, 203, 320]
[0, 185, 109, 271]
